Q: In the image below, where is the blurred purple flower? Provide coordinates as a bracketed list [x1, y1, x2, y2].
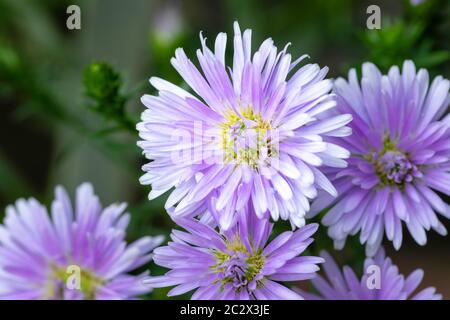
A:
[410, 0, 425, 6]
[310, 61, 450, 255]
[145, 208, 323, 300]
[300, 249, 441, 300]
[0, 183, 163, 300]
[137, 21, 352, 230]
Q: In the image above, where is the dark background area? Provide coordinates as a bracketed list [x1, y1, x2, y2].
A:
[0, 0, 449, 299]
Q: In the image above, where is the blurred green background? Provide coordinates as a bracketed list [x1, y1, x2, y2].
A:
[0, 0, 449, 299]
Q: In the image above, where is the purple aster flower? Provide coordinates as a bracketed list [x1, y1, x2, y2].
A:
[299, 248, 441, 300]
[137, 21, 352, 230]
[0, 183, 163, 300]
[410, 0, 425, 6]
[144, 207, 324, 300]
[310, 61, 450, 255]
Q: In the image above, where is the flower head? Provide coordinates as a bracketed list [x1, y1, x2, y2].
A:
[410, 0, 425, 6]
[310, 61, 450, 255]
[138, 21, 352, 230]
[0, 183, 163, 300]
[145, 207, 323, 300]
[300, 249, 441, 300]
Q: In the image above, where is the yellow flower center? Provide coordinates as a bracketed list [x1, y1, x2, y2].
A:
[211, 237, 265, 292]
[220, 107, 276, 169]
[44, 264, 104, 300]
